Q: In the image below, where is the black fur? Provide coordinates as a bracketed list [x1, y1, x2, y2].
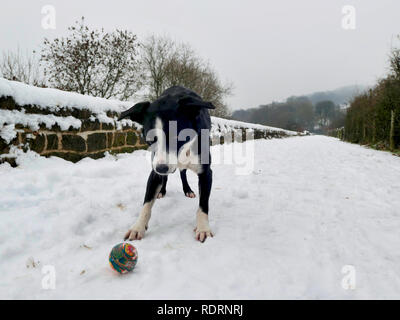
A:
[180, 169, 195, 196]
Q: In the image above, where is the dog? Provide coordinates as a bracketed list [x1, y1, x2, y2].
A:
[118, 86, 214, 242]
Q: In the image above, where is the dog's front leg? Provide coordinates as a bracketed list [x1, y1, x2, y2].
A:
[124, 171, 164, 241]
[180, 169, 196, 198]
[195, 166, 213, 242]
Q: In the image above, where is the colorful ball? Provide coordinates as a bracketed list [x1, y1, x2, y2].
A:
[109, 243, 138, 274]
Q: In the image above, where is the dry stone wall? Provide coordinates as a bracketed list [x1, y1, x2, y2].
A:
[0, 95, 146, 166]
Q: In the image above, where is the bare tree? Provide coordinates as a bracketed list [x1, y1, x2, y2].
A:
[40, 17, 144, 100]
[141, 35, 233, 117]
[390, 35, 400, 80]
[0, 48, 45, 86]
[141, 35, 175, 100]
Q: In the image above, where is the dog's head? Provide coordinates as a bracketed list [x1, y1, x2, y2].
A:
[118, 87, 215, 175]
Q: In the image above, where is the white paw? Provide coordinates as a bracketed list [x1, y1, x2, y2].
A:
[124, 223, 146, 241]
[157, 193, 163, 199]
[194, 210, 213, 242]
[194, 226, 213, 242]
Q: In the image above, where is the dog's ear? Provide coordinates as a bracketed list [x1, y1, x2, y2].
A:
[178, 96, 216, 110]
[118, 101, 151, 124]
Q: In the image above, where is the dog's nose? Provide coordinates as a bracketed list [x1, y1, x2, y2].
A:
[155, 164, 169, 174]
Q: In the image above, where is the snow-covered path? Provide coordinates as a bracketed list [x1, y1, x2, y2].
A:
[1, 136, 400, 299]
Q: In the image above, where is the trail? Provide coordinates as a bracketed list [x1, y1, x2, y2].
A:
[1, 136, 400, 299]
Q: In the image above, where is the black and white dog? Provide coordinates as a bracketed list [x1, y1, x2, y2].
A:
[118, 86, 214, 242]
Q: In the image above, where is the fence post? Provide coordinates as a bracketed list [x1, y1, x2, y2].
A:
[390, 109, 395, 150]
[363, 124, 366, 142]
[372, 118, 376, 143]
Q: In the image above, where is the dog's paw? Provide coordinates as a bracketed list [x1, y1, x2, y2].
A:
[194, 226, 213, 242]
[157, 192, 165, 199]
[124, 224, 146, 241]
[184, 187, 196, 198]
[185, 192, 196, 198]
[195, 210, 213, 242]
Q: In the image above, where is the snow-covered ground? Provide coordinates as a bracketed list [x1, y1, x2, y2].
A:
[1, 136, 400, 299]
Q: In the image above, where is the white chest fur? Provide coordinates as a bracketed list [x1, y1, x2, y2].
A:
[177, 134, 203, 174]
[178, 148, 203, 174]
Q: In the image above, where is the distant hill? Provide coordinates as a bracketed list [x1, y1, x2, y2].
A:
[231, 85, 368, 133]
[302, 85, 368, 106]
[232, 85, 368, 118]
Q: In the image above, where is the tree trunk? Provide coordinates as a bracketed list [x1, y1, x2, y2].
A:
[372, 118, 376, 143]
[390, 109, 395, 150]
[363, 124, 366, 142]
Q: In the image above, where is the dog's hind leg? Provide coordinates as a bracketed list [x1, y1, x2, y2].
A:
[124, 171, 165, 241]
[180, 169, 196, 198]
[157, 175, 168, 199]
[194, 166, 213, 242]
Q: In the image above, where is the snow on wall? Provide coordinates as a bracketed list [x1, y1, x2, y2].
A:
[0, 78, 300, 165]
[210, 116, 298, 136]
[0, 78, 298, 136]
[0, 123, 16, 144]
[0, 78, 132, 114]
[0, 109, 82, 133]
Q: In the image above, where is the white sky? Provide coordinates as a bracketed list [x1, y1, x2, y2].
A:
[1, 0, 400, 110]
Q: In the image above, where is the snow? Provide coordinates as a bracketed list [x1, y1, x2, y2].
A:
[0, 78, 132, 114]
[0, 109, 82, 132]
[116, 118, 138, 131]
[211, 116, 298, 136]
[1, 136, 400, 299]
[0, 123, 16, 143]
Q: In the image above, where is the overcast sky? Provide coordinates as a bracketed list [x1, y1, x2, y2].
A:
[1, 0, 400, 110]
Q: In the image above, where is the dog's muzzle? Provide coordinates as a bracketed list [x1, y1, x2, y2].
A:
[155, 164, 169, 174]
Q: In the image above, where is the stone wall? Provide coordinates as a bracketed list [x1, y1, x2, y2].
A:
[0, 95, 146, 166]
[0, 80, 301, 167]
